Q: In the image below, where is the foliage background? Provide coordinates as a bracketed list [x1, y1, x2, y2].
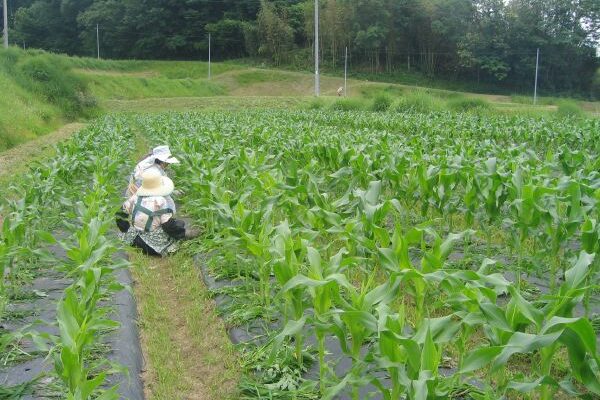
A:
[2, 0, 599, 97]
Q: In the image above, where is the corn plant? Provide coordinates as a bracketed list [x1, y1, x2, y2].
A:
[461, 252, 600, 398]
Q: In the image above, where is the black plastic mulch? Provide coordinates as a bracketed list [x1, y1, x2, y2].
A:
[194, 250, 600, 400]
[0, 238, 144, 400]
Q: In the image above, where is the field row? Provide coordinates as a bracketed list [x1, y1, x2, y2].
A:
[130, 110, 600, 399]
[0, 118, 141, 399]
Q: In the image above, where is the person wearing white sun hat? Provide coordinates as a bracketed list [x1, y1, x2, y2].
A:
[118, 170, 198, 256]
[126, 145, 180, 205]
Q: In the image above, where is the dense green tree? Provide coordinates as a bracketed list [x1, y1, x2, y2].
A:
[205, 19, 249, 59]
[257, 0, 294, 65]
[14, 0, 89, 54]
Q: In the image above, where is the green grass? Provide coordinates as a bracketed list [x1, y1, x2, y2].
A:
[556, 99, 585, 118]
[330, 97, 369, 111]
[235, 70, 295, 86]
[359, 84, 405, 99]
[371, 93, 393, 111]
[446, 96, 491, 112]
[0, 72, 62, 150]
[130, 251, 239, 400]
[0, 48, 99, 151]
[392, 91, 446, 113]
[101, 96, 307, 113]
[82, 74, 226, 99]
[64, 57, 239, 78]
[510, 94, 568, 106]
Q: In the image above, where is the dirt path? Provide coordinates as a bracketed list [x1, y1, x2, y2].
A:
[130, 252, 239, 400]
[0, 123, 85, 181]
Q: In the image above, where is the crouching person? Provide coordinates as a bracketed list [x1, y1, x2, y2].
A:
[117, 170, 198, 256]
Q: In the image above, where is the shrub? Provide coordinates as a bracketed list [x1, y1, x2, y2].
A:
[359, 85, 403, 99]
[308, 98, 325, 110]
[447, 97, 490, 112]
[330, 98, 367, 111]
[371, 94, 392, 112]
[393, 91, 445, 113]
[556, 100, 584, 118]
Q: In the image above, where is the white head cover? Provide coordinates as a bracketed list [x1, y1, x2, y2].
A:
[153, 145, 180, 164]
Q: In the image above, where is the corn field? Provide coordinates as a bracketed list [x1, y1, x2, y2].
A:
[148, 110, 599, 399]
[1, 118, 134, 399]
[1, 110, 599, 399]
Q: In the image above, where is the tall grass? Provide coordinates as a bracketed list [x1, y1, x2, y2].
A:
[330, 98, 369, 111]
[392, 91, 445, 113]
[371, 94, 393, 111]
[83, 74, 226, 100]
[0, 48, 98, 150]
[446, 96, 490, 112]
[556, 99, 584, 118]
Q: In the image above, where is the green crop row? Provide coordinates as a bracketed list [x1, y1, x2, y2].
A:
[137, 109, 600, 399]
[0, 117, 134, 398]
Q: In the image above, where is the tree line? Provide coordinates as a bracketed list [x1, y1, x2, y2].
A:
[3, 0, 600, 97]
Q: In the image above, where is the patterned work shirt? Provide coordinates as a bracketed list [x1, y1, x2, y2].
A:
[119, 194, 178, 255]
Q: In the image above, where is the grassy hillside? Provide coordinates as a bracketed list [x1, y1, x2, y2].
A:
[0, 48, 98, 151]
[1, 47, 598, 152]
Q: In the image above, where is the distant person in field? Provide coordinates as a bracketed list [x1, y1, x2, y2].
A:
[337, 87, 344, 96]
[117, 170, 199, 256]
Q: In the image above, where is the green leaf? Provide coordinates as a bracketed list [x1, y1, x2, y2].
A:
[564, 251, 595, 289]
[507, 286, 543, 329]
[506, 375, 558, 393]
[492, 331, 562, 371]
[421, 327, 439, 372]
[366, 181, 382, 205]
[479, 302, 512, 332]
[460, 346, 503, 373]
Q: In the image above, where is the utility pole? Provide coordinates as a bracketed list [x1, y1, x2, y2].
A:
[533, 48, 539, 105]
[344, 46, 348, 97]
[208, 33, 211, 80]
[3, 0, 8, 49]
[96, 24, 100, 59]
[314, 0, 319, 96]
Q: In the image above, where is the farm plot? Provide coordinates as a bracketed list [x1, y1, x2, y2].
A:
[3, 108, 599, 400]
[0, 118, 143, 399]
[136, 110, 600, 400]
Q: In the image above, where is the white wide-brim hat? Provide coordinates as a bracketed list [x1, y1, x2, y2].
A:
[137, 170, 174, 197]
[153, 145, 180, 164]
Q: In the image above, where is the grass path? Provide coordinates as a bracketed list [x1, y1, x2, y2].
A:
[0, 122, 85, 183]
[127, 129, 239, 400]
[129, 252, 239, 400]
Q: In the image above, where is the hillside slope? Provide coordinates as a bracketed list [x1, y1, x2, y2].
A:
[0, 49, 96, 151]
